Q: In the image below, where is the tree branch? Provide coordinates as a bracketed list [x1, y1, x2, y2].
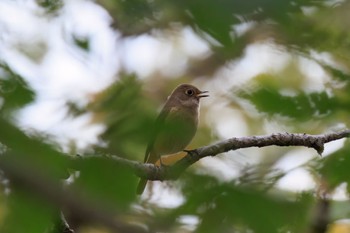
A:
[108, 130, 350, 181]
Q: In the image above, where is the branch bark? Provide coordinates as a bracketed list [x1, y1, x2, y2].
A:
[108, 130, 350, 181]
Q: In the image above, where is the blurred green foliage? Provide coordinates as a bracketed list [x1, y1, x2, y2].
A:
[72, 156, 137, 210]
[2, 191, 56, 233]
[1, 0, 350, 233]
[178, 174, 312, 233]
[0, 63, 34, 114]
[0, 68, 142, 232]
[92, 75, 156, 159]
[321, 142, 350, 192]
[36, 0, 64, 14]
[238, 86, 338, 121]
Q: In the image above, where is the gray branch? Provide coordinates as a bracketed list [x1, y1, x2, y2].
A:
[108, 130, 350, 181]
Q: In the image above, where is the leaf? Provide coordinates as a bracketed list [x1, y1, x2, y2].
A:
[176, 174, 311, 233]
[0, 63, 35, 112]
[182, 0, 237, 48]
[1, 190, 56, 233]
[320, 142, 350, 190]
[37, 0, 63, 14]
[93, 76, 156, 159]
[72, 156, 137, 211]
[73, 35, 90, 52]
[0, 118, 70, 180]
[238, 87, 337, 120]
[331, 200, 350, 221]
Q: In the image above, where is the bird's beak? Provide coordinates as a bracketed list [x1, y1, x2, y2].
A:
[197, 90, 209, 98]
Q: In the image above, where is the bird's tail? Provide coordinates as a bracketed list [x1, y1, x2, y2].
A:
[136, 178, 147, 195]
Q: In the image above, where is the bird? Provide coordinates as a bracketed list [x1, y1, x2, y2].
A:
[136, 84, 208, 195]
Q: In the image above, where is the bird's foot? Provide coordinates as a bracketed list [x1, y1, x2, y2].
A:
[183, 149, 199, 158]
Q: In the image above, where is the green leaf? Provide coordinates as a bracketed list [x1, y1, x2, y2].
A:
[183, 0, 237, 48]
[177, 174, 312, 233]
[1, 190, 56, 233]
[72, 156, 137, 210]
[73, 35, 90, 52]
[94, 76, 156, 159]
[238, 87, 337, 120]
[0, 63, 35, 112]
[320, 142, 350, 190]
[331, 200, 350, 221]
[36, 0, 63, 14]
[0, 118, 70, 180]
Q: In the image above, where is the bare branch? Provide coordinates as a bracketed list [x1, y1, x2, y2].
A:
[108, 130, 350, 181]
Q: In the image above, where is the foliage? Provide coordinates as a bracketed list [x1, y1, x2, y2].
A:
[1, 0, 350, 233]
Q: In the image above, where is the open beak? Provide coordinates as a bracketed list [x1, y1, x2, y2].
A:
[197, 90, 209, 98]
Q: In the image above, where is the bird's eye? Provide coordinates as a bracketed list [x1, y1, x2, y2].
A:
[185, 89, 194, 96]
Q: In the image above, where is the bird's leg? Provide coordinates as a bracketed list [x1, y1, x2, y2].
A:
[183, 149, 199, 159]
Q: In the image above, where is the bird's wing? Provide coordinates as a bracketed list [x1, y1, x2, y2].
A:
[143, 105, 172, 163]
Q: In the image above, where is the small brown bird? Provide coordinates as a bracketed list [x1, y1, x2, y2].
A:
[136, 84, 208, 195]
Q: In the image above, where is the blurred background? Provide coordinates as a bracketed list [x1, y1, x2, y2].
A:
[1, 0, 350, 232]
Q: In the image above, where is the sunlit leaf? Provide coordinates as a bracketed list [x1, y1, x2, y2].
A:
[238, 87, 337, 120]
